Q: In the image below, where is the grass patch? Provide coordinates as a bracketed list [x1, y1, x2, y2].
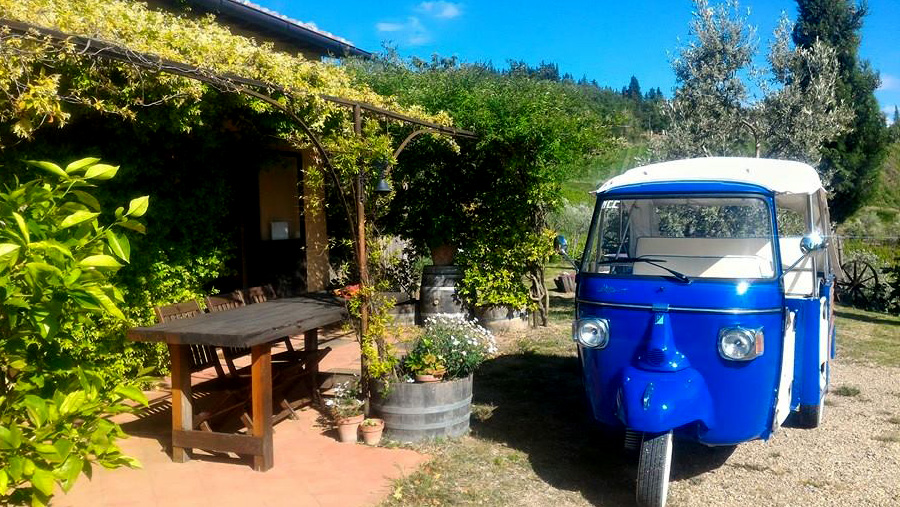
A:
[729, 462, 770, 472]
[470, 403, 497, 422]
[833, 385, 861, 397]
[800, 478, 830, 489]
[834, 305, 900, 368]
[513, 324, 574, 357]
[872, 432, 900, 443]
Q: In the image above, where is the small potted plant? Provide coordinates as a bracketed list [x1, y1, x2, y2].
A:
[325, 379, 364, 443]
[405, 350, 447, 382]
[359, 418, 385, 445]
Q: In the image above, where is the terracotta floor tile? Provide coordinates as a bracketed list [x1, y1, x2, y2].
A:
[59, 336, 428, 507]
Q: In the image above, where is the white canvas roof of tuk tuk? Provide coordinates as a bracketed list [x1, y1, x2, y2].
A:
[596, 157, 843, 281]
[596, 157, 824, 195]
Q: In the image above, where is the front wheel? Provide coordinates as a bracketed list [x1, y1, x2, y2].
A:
[636, 431, 673, 507]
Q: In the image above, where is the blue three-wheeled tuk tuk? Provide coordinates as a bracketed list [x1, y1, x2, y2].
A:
[559, 158, 839, 507]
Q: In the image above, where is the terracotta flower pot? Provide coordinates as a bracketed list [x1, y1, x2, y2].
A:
[335, 413, 364, 443]
[360, 418, 385, 446]
[415, 373, 443, 383]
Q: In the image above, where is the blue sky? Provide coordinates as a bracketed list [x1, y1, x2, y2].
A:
[258, 0, 899, 118]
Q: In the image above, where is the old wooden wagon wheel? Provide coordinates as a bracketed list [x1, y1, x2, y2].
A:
[836, 260, 880, 303]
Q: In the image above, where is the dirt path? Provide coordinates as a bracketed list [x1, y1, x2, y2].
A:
[667, 361, 900, 507]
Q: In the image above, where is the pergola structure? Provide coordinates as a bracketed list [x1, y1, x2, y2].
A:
[0, 17, 477, 388]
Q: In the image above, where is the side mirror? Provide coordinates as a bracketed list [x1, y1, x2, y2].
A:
[554, 235, 569, 255]
[554, 235, 579, 271]
[799, 232, 826, 254]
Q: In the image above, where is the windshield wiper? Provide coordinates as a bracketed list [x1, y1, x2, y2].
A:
[599, 257, 691, 283]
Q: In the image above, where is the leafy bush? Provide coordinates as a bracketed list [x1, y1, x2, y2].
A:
[839, 207, 900, 243]
[885, 258, 900, 315]
[456, 230, 554, 310]
[547, 201, 593, 260]
[0, 158, 150, 506]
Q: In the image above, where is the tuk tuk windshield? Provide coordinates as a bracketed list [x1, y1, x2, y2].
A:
[583, 195, 776, 279]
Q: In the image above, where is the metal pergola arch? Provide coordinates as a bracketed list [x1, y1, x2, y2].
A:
[0, 17, 476, 388]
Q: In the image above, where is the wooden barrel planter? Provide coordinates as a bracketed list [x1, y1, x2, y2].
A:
[475, 305, 529, 332]
[418, 265, 466, 324]
[371, 375, 473, 443]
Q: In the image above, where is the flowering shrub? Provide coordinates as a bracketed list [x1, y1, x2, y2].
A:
[403, 316, 497, 380]
[324, 379, 364, 420]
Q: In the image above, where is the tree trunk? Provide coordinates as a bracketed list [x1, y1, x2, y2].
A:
[528, 267, 549, 327]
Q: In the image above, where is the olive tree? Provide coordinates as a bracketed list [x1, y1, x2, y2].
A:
[659, 0, 851, 172]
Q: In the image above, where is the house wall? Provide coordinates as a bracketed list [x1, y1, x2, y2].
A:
[302, 150, 330, 292]
[254, 150, 330, 293]
[258, 156, 302, 241]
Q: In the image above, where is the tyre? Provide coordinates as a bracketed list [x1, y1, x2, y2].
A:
[636, 431, 673, 507]
[797, 362, 828, 429]
[796, 398, 824, 429]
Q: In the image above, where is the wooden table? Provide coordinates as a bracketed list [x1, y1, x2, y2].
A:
[128, 296, 347, 471]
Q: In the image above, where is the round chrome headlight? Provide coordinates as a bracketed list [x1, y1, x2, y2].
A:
[574, 318, 610, 349]
[718, 327, 763, 361]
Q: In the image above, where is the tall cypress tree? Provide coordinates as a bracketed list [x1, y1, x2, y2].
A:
[794, 0, 888, 221]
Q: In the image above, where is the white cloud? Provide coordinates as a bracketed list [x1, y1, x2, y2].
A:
[375, 22, 404, 32]
[416, 1, 463, 19]
[374, 16, 430, 45]
[879, 74, 900, 91]
[883, 105, 898, 125]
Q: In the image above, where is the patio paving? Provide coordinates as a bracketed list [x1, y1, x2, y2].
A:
[57, 329, 427, 507]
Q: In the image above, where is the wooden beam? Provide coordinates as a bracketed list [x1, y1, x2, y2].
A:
[172, 430, 264, 456]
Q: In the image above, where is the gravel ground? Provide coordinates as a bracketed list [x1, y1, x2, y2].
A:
[667, 361, 900, 507]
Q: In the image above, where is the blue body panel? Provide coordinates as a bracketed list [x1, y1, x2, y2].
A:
[618, 364, 713, 434]
[577, 275, 785, 445]
[787, 281, 834, 411]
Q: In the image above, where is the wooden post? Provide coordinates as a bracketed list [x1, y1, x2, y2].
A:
[353, 104, 371, 398]
[168, 343, 192, 463]
[251, 343, 274, 471]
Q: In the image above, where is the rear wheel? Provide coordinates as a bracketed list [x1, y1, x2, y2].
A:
[797, 362, 828, 429]
[636, 431, 673, 507]
[797, 393, 825, 429]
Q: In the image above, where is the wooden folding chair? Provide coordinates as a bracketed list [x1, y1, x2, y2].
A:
[154, 300, 244, 431]
[205, 288, 332, 425]
[154, 300, 225, 379]
[207, 288, 297, 376]
[205, 289, 246, 313]
[246, 285, 295, 353]
[245, 284, 277, 304]
[245, 285, 337, 410]
[205, 290, 256, 377]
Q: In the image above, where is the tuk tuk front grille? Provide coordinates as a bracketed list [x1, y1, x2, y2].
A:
[645, 349, 666, 366]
